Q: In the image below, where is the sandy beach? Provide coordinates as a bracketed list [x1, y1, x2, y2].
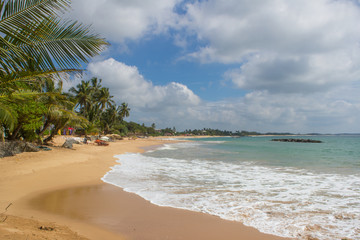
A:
[0, 136, 289, 240]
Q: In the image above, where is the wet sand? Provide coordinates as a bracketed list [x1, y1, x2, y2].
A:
[28, 183, 288, 240]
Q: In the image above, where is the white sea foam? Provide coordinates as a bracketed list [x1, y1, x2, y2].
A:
[102, 152, 360, 240]
[156, 142, 202, 151]
[156, 137, 185, 141]
[156, 144, 178, 151]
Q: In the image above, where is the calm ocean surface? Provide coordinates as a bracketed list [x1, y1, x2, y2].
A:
[102, 136, 360, 239]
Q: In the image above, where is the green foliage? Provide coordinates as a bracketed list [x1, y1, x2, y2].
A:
[13, 101, 46, 131]
[69, 78, 115, 123]
[69, 78, 133, 136]
[6, 98, 46, 140]
[114, 123, 128, 136]
[0, 0, 108, 75]
[180, 128, 243, 136]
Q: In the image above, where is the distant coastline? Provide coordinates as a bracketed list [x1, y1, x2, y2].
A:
[170, 128, 360, 137]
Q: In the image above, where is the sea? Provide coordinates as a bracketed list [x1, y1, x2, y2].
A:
[102, 135, 360, 240]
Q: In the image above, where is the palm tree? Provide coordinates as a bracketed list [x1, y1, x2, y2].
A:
[37, 79, 86, 140]
[118, 102, 130, 122]
[97, 87, 114, 111]
[90, 77, 102, 92]
[69, 80, 93, 116]
[0, 0, 108, 140]
[100, 105, 117, 134]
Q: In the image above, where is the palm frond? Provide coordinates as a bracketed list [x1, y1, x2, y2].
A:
[0, 0, 70, 43]
[0, 0, 108, 73]
[0, 100, 16, 130]
[20, 17, 108, 70]
[0, 68, 82, 94]
[0, 35, 29, 75]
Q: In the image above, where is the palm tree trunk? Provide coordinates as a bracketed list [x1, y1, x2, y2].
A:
[1, 128, 4, 142]
[38, 120, 51, 137]
[9, 124, 22, 140]
[43, 128, 59, 144]
[44, 118, 68, 144]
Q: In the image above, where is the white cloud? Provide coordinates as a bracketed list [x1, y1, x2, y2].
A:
[183, 0, 360, 62]
[224, 50, 360, 93]
[70, 0, 180, 43]
[87, 58, 200, 109]
[186, 89, 360, 133]
[180, 0, 360, 94]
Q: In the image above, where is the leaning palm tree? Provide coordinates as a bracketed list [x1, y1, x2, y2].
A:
[37, 79, 82, 139]
[0, 0, 108, 139]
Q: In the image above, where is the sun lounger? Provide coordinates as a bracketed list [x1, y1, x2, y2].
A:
[94, 139, 109, 146]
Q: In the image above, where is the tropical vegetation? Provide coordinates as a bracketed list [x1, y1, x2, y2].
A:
[68, 77, 134, 137]
[0, 0, 109, 142]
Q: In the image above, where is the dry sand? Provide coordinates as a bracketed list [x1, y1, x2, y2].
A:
[0, 136, 290, 240]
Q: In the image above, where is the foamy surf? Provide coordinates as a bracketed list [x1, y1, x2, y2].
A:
[102, 137, 360, 240]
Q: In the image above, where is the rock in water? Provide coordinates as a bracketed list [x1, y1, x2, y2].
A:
[271, 138, 322, 143]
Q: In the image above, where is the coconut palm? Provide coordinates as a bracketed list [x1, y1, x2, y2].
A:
[90, 77, 102, 92]
[37, 79, 86, 140]
[100, 105, 117, 134]
[118, 102, 130, 122]
[97, 87, 114, 111]
[69, 80, 93, 116]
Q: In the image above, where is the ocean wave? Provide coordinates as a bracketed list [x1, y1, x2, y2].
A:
[103, 152, 360, 240]
[154, 142, 203, 151]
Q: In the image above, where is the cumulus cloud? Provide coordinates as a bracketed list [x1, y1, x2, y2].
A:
[87, 58, 200, 109]
[180, 0, 360, 94]
[224, 50, 360, 93]
[183, 0, 360, 62]
[70, 0, 180, 43]
[85, 58, 207, 128]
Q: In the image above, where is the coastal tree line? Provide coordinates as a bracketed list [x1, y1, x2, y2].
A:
[161, 129, 296, 137]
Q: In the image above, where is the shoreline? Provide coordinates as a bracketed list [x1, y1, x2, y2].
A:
[0, 136, 289, 240]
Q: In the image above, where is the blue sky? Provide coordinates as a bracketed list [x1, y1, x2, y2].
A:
[66, 0, 360, 133]
[116, 35, 243, 101]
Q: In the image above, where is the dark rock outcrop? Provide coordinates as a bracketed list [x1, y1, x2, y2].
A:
[62, 138, 80, 149]
[271, 138, 322, 143]
[0, 141, 39, 158]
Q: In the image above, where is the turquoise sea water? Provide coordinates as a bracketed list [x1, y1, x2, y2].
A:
[102, 136, 360, 239]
